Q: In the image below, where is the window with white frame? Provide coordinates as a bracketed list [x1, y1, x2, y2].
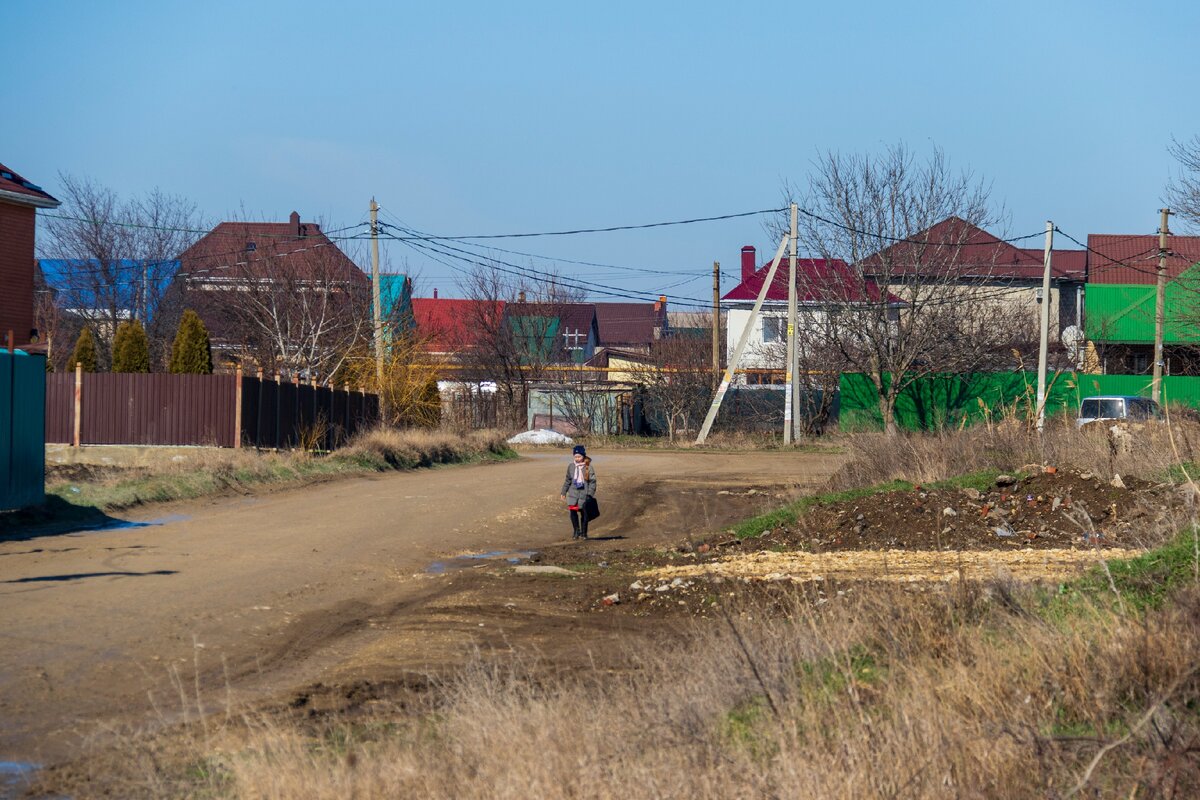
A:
[761, 316, 786, 343]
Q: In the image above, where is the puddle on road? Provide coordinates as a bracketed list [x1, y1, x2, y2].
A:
[427, 550, 537, 574]
[73, 514, 191, 534]
[0, 762, 39, 799]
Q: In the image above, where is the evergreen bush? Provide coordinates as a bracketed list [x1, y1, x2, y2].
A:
[112, 320, 151, 373]
[69, 327, 98, 373]
[169, 310, 213, 374]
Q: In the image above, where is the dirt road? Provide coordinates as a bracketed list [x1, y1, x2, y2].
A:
[0, 449, 840, 764]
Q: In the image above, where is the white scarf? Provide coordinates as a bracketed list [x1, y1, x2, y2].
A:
[573, 462, 586, 487]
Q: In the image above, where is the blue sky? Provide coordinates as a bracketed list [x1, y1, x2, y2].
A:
[6, 0, 1198, 309]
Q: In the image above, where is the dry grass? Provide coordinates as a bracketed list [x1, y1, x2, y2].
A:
[43, 577, 1200, 798]
[30, 423, 1200, 798]
[41, 428, 515, 513]
[827, 415, 1200, 490]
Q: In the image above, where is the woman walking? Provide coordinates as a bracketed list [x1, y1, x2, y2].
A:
[560, 444, 596, 540]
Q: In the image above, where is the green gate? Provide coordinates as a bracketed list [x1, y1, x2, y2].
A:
[1, 348, 45, 511]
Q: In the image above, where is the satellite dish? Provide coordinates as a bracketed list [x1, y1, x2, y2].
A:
[1061, 325, 1085, 360]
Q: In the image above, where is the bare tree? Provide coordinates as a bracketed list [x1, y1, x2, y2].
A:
[779, 143, 1028, 434]
[38, 174, 203, 368]
[457, 264, 584, 426]
[1167, 135, 1200, 228]
[633, 333, 713, 442]
[166, 222, 372, 379]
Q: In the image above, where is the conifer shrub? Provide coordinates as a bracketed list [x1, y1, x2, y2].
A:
[69, 327, 98, 373]
[112, 320, 151, 373]
[169, 310, 213, 374]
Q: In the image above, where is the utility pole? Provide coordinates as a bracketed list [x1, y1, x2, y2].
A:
[784, 203, 798, 444]
[370, 198, 384, 406]
[1152, 208, 1171, 405]
[1035, 221, 1054, 433]
[696, 234, 789, 444]
[712, 261, 720, 389]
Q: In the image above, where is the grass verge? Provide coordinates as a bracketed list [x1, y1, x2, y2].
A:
[30, 429, 515, 519]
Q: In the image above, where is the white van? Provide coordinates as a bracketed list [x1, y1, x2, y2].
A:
[1076, 395, 1161, 428]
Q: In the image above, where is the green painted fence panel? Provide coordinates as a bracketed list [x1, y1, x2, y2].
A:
[839, 371, 1200, 431]
[0, 348, 46, 510]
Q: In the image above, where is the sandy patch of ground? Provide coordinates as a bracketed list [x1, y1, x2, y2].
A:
[640, 546, 1144, 584]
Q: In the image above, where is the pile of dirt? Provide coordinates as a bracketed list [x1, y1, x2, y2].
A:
[747, 469, 1169, 553]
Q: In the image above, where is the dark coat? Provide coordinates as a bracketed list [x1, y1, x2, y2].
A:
[561, 460, 597, 506]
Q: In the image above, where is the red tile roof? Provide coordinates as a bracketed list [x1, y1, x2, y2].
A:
[864, 217, 1085, 281]
[1086, 234, 1200, 285]
[0, 162, 59, 208]
[412, 297, 505, 352]
[722, 257, 887, 303]
[593, 301, 667, 348]
[178, 218, 365, 285]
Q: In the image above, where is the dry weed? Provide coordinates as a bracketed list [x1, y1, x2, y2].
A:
[43, 583, 1200, 798]
[828, 416, 1200, 490]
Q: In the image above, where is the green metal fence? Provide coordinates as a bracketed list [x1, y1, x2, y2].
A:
[839, 371, 1200, 431]
[1, 348, 46, 510]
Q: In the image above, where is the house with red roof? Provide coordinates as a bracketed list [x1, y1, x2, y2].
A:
[166, 212, 369, 375]
[721, 244, 896, 376]
[0, 162, 59, 348]
[863, 216, 1088, 342]
[1083, 233, 1200, 375]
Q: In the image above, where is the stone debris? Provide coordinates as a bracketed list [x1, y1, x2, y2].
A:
[601, 593, 620, 606]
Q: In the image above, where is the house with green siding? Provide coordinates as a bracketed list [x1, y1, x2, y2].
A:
[1084, 234, 1200, 375]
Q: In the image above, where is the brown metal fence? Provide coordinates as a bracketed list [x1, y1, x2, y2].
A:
[45, 371, 379, 449]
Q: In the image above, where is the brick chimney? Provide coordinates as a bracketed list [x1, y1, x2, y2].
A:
[741, 245, 757, 282]
[289, 210, 301, 237]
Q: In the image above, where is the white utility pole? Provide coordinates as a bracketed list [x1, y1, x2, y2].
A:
[1152, 208, 1171, 405]
[1035, 221, 1054, 433]
[695, 234, 789, 444]
[370, 199, 384, 394]
[784, 203, 798, 444]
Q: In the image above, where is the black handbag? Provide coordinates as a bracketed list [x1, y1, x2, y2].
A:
[584, 495, 600, 522]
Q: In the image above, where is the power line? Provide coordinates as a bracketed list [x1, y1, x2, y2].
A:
[380, 207, 788, 241]
[376, 214, 714, 277]
[393, 231, 715, 307]
[41, 213, 370, 240]
[397, 236, 716, 311]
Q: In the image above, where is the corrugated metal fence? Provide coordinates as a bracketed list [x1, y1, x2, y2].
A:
[1, 348, 46, 510]
[45, 372, 379, 449]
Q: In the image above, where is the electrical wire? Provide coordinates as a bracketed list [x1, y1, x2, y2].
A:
[381, 208, 788, 241]
[41, 214, 370, 240]
[377, 218, 714, 306]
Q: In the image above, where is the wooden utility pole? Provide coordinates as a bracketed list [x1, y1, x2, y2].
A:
[711, 261, 720, 389]
[370, 198, 384, 402]
[1035, 221, 1054, 433]
[696, 234, 789, 444]
[1152, 208, 1171, 405]
[784, 204, 798, 444]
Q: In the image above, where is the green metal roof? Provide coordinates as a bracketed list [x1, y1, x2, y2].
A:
[1085, 266, 1200, 343]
